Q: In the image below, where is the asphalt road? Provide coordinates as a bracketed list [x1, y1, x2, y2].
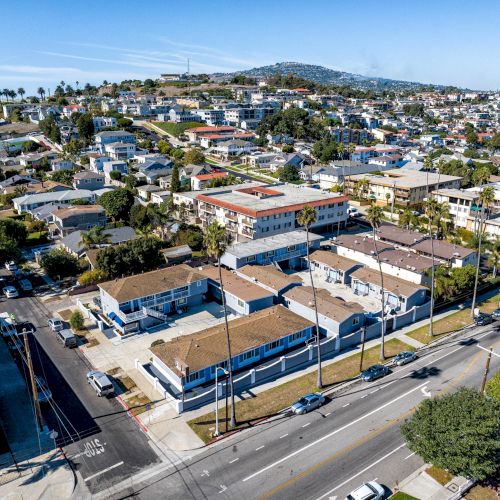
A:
[0, 295, 161, 495]
[103, 325, 499, 500]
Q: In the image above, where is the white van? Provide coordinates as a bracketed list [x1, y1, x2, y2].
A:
[87, 371, 115, 397]
[56, 329, 77, 348]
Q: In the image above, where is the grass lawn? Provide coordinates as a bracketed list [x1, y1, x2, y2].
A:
[188, 338, 412, 443]
[425, 465, 453, 485]
[126, 393, 152, 416]
[152, 121, 201, 137]
[465, 481, 499, 499]
[390, 493, 420, 500]
[406, 293, 500, 345]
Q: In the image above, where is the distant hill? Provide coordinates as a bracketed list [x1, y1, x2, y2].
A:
[212, 61, 445, 91]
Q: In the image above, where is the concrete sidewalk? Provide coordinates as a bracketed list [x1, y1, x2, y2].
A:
[0, 449, 75, 500]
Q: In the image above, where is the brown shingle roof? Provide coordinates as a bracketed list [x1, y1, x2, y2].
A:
[350, 267, 426, 297]
[98, 264, 206, 303]
[284, 286, 364, 322]
[333, 234, 393, 256]
[150, 305, 313, 376]
[236, 265, 302, 292]
[52, 205, 104, 220]
[377, 224, 426, 247]
[198, 265, 274, 302]
[411, 239, 475, 260]
[309, 250, 359, 272]
[378, 248, 434, 272]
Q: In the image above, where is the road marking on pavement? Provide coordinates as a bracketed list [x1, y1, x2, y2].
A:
[279, 434, 288, 439]
[370, 389, 379, 394]
[360, 394, 368, 399]
[342, 403, 350, 407]
[421, 386, 432, 397]
[325, 412, 331, 416]
[404, 452, 416, 460]
[242, 382, 427, 483]
[229, 458, 239, 464]
[201, 470, 210, 477]
[302, 423, 311, 428]
[218, 485, 227, 494]
[84, 461, 124, 482]
[478, 345, 500, 357]
[255, 446, 265, 451]
[315, 444, 406, 500]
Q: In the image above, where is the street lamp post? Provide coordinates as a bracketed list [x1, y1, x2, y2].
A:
[214, 366, 228, 437]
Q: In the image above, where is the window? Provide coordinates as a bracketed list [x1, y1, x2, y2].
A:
[197, 281, 202, 287]
[210, 360, 228, 374]
[265, 339, 283, 352]
[267, 251, 274, 257]
[287, 245, 296, 252]
[318, 215, 325, 220]
[246, 255, 255, 263]
[239, 348, 259, 362]
[274, 214, 280, 219]
[273, 224, 280, 230]
[262, 216, 269, 221]
[237, 298, 244, 308]
[288, 331, 304, 343]
[352, 317, 360, 325]
[187, 371, 201, 383]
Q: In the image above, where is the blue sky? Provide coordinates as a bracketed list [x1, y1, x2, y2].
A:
[1, 0, 499, 94]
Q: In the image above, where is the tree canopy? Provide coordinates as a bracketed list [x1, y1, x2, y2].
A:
[279, 164, 300, 182]
[98, 188, 134, 222]
[257, 108, 323, 140]
[401, 387, 499, 480]
[40, 249, 80, 279]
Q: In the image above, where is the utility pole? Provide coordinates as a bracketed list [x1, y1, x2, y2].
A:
[23, 330, 44, 432]
[480, 347, 493, 394]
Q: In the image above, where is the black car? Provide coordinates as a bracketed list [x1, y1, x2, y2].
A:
[474, 313, 493, 326]
[361, 364, 389, 382]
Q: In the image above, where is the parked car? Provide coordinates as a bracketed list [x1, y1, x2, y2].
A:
[491, 308, 500, 319]
[2, 286, 19, 299]
[5, 261, 18, 272]
[347, 481, 385, 500]
[48, 318, 64, 332]
[360, 364, 389, 382]
[392, 351, 418, 366]
[474, 313, 493, 326]
[87, 371, 115, 397]
[291, 393, 325, 415]
[348, 207, 361, 218]
[19, 279, 33, 292]
[36, 377, 52, 404]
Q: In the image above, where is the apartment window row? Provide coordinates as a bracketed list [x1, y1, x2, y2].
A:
[239, 348, 259, 362]
[288, 330, 305, 343]
[265, 339, 284, 352]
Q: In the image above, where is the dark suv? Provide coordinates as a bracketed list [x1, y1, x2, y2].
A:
[474, 313, 493, 326]
[361, 364, 389, 382]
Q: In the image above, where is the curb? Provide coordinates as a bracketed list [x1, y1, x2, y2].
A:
[116, 395, 149, 433]
[58, 447, 78, 494]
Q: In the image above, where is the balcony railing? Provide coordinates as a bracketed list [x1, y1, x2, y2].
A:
[241, 218, 255, 227]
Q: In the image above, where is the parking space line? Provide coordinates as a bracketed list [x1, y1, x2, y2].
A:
[302, 423, 311, 428]
[84, 461, 124, 482]
[325, 412, 331, 416]
[229, 458, 239, 464]
[255, 446, 265, 451]
[360, 394, 368, 399]
[404, 452, 416, 460]
[342, 403, 350, 407]
[279, 434, 288, 439]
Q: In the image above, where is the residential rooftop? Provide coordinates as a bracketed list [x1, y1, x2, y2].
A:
[99, 263, 205, 303]
[333, 233, 393, 256]
[411, 239, 475, 260]
[350, 267, 426, 297]
[52, 204, 105, 220]
[150, 305, 314, 376]
[236, 265, 303, 292]
[376, 224, 427, 247]
[308, 250, 359, 272]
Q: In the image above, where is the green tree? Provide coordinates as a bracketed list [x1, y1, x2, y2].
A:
[0, 238, 21, 265]
[157, 139, 171, 155]
[75, 113, 95, 144]
[69, 310, 85, 331]
[424, 198, 439, 337]
[109, 170, 122, 181]
[487, 133, 500, 152]
[78, 269, 108, 286]
[312, 137, 339, 163]
[40, 249, 79, 279]
[297, 205, 323, 387]
[203, 221, 236, 428]
[399, 208, 419, 230]
[488, 238, 500, 277]
[80, 226, 112, 249]
[485, 371, 500, 401]
[50, 169, 75, 186]
[366, 204, 386, 360]
[0, 218, 28, 245]
[183, 148, 205, 165]
[401, 387, 500, 480]
[279, 164, 300, 182]
[98, 188, 134, 223]
[17, 87, 25, 101]
[170, 163, 181, 194]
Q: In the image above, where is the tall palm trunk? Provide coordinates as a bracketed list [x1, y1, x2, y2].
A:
[428, 219, 435, 337]
[471, 205, 485, 318]
[372, 229, 386, 360]
[306, 227, 322, 388]
[218, 258, 236, 427]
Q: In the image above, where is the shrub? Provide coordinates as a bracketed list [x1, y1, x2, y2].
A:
[70, 310, 85, 331]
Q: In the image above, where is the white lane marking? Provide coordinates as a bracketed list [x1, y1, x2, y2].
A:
[315, 444, 406, 500]
[405, 452, 416, 460]
[478, 345, 500, 357]
[302, 422, 311, 428]
[201, 470, 210, 477]
[360, 394, 368, 399]
[242, 383, 427, 482]
[255, 445, 265, 451]
[382, 380, 396, 388]
[370, 389, 379, 394]
[421, 386, 432, 397]
[84, 461, 124, 482]
[342, 403, 350, 407]
[325, 412, 331, 416]
[229, 458, 239, 464]
[218, 485, 227, 494]
[279, 434, 288, 439]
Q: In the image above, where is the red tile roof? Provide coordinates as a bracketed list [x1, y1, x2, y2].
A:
[194, 172, 228, 181]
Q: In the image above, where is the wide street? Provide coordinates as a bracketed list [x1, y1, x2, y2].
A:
[101, 325, 499, 500]
[0, 294, 161, 495]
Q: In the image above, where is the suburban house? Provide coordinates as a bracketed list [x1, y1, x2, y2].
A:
[137, 159, 173, 184]
[104, 142, 137, 160]
[161, 245, 193, 266]
[198, 266, 275, 316]
[220, 230, 324, 269]
[50, 159, 74, 172]
[137, 184, 164, 201]
[93, 116, 117, 131]
[95, 131, 136, 148]
[191, 172, 228, 191]
[103, 160, 128, 178]
[235, 265, 302, 299]
[307, 250, 360, 284]
[209, 139, 257, 159]
[13, 189, 95, 212]
[350, 267, 428, 313]
[73, 171, 105, 191]
[98, 264, 208, 335]
[432, 188, 480, 228]
[89, 154, 113, 172]
[149, 305, 314, 391]
[345, 169, 462, 206]
[51, 205, 107, 236]
[195, 183, 348, 242]
[283, 286, 365, 337]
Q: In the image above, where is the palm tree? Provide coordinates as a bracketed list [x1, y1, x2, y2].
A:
[399, 208, 418, 230]
[424, 198, 440, 337]
[358, 179, 370, 200]
[79, 226, 112, 250]
[203, 221, 236, 428]
[2, 89, 9, 102]
[75, 81, 79, 90]
[37, 87, 45, 101]
[488, 238, 500, 278]
[471, 185, 495, 317]
[366, 204, 386, 361]
[297, 205, 323, 388]
[149, 202, 172, 240]
[17, 87, 25, 101]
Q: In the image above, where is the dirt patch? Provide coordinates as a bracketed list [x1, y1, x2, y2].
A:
[115, 376, 136, 393]
[0, 122, 39, 135]
[425, 465, 453, 486]
[126, 393, 152, 416]
[465, 480, 499, 500]
[57, 309, 73, 321]
[107, 367, 121, 376]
